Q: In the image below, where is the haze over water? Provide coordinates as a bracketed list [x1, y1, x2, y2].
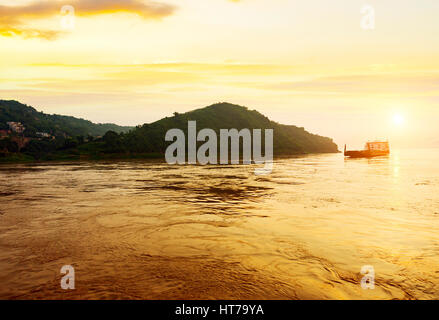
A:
[1, 148, 439, 299]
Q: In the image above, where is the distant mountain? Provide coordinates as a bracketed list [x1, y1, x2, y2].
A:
[117, 102, 339, 155]
[0, 100, 132, 137]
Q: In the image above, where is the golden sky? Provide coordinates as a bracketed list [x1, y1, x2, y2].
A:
[1, 0, 438, 148]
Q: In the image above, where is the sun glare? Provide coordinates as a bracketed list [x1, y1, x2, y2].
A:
[392, 113, 405, 126]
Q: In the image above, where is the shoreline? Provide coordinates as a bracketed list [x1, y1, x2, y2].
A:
[0, 150, 341, 165]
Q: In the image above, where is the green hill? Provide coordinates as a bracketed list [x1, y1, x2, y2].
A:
[1, 101, 338, 162]
[0, 100, 132, 137]
[112, 102, 339, 155]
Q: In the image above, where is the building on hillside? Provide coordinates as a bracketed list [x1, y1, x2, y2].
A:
[36, 132, 51, 138]
[0, 129, 10, 138]
[10, 136, 31, 150]
[7, 122, 25, 134]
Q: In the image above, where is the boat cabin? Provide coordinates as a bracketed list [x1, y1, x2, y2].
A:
[365, 141, 389, 152]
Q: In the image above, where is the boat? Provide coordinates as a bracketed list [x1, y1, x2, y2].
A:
[344, 141, 390, 158]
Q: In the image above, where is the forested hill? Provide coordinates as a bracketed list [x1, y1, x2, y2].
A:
[0, 100, 132, 137]
[118, 102, 339, 155]
[1, 101, 338, 161]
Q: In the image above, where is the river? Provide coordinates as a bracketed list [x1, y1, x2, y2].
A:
[1, 148, 438, 299]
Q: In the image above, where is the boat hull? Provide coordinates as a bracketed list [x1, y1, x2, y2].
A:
[344, 150, 389, 158]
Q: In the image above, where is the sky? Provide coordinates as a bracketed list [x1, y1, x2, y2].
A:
[0, 0, 438, 149]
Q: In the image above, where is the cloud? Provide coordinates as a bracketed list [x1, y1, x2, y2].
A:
[258, 73, 439, 97]
[0, 0, 176, 39]
[0, 26, 61, 40]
